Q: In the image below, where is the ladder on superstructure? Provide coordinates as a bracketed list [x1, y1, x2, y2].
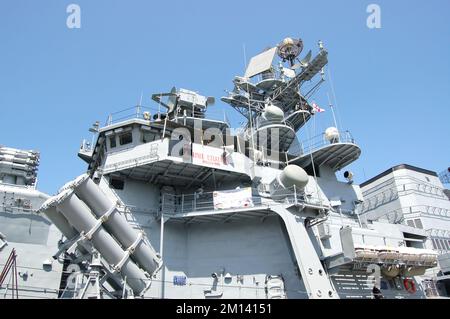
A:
[0, 248, 19, 298]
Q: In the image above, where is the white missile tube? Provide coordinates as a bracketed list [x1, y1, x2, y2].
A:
[0, 161, 35, 172]
[70, 175, 161, 276]
[0, 147, 39, 159]
[42, 189, 149, 295]
[40, 204, 78, 240]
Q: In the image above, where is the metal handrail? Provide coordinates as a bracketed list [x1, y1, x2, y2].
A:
[297, 130, 356, 156]
[426, 228, 450, 238]
[361, 182, 446, 214]
[0, 182, 37, 190]
[254, 117, 295, 132]
[105, 105, 161, 126]
[79, 139, 93, 153]
[362, 175, 445, 199]
[360, 204, 450, 226]
[159, 186, 328, 215]
[173, 109, 230, 126]
[100, 151, 160, 174]
[104, 105, 230, 128]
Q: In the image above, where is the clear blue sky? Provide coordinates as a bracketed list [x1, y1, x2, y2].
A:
[0, 0, 449, 194]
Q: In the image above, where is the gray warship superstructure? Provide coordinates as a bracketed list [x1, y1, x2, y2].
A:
[2, 37, 450, 299]
[0, 146, 63, 298]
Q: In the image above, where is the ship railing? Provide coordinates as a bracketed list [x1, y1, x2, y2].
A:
[172, 109, 230, 127]
[359, 205, 450, 234]
[0, 181, 37, 190]
[360, 183, 447, 214]
[79, 139, 93, 153]
[366, 180, 445, 199]
[104, 105, 161, 126]
[426, 228, 450, 255]
[327, 208, 362, 227]
[426, 228, 450, 238]
[239, 115, 296, 138]
[361, 175, 441, 197]
[359, 206, 411, 225]
[245, 68, 285, 85]
[159, 186, 328, 215]
[403, 205, 450, 219]
[254, 116, 295, 131]
[104, 105, 230, 128]
[297, 130, 356, 156]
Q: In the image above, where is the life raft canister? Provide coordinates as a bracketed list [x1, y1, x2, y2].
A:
[403, 278, 417, 294]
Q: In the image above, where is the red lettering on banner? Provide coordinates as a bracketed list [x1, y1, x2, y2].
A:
[193, 151, 224, 167]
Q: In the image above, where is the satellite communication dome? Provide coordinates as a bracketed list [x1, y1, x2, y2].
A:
[325, 127, 340, 142]
[279, 165, 309, 190]
[263, 104, 284, 123]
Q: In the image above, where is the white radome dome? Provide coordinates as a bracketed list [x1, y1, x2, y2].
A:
[325, 127, 339, 142]
[263, 104, 284, 122]
[279, 165, 309, 190]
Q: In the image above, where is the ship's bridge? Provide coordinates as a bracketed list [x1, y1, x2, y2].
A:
[79, 105, 256, 188]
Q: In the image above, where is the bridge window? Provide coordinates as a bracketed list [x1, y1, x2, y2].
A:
[119, 132, 133, 145]
[142, 132, 156, 143]
[109, 136, 117, 148]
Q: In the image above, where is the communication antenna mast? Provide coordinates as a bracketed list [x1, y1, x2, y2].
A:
[327, 92, 339, 130]
[243, 43, 257, 165]
[137, 91, 143, 116]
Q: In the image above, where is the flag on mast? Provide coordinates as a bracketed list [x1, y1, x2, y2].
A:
[312, 102, 325, 113]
